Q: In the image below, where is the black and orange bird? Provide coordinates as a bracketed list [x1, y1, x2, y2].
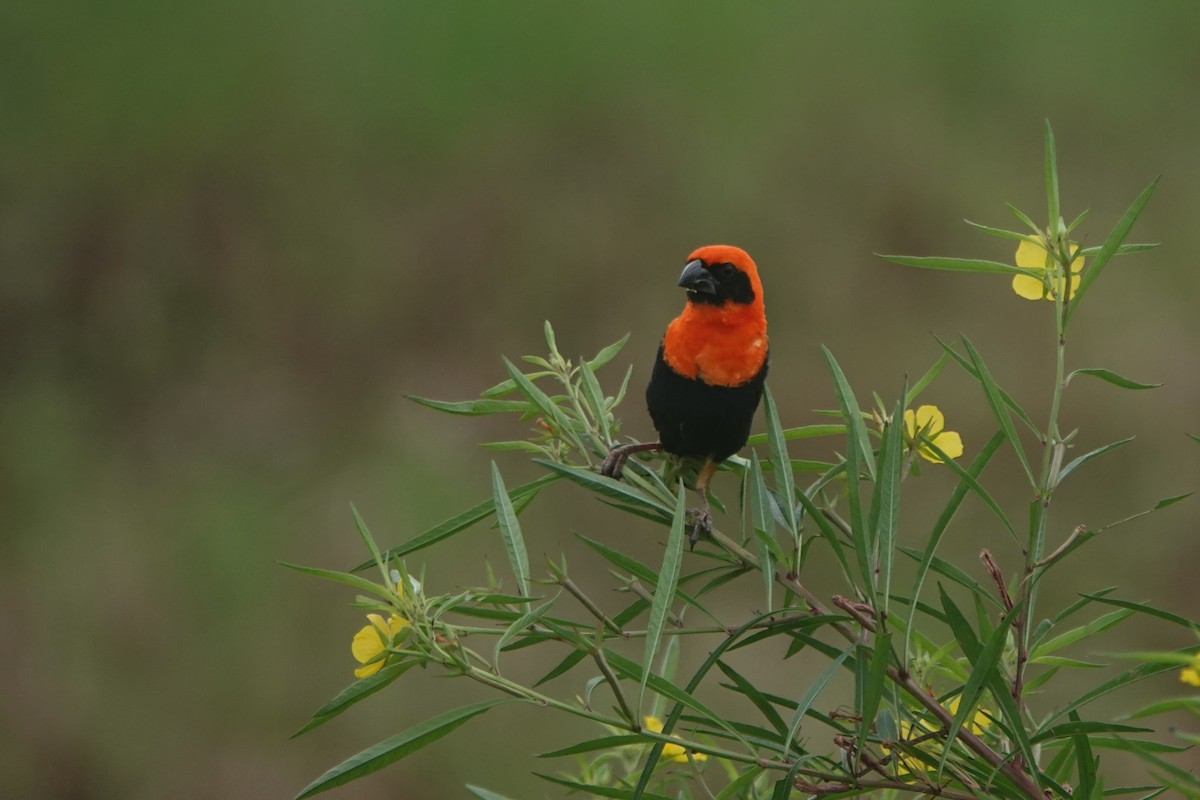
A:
[601, 244, 769, 544]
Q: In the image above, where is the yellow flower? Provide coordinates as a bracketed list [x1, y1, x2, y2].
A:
[884, 696, 991, 778]
[946, 694, 992, 735]
[903, 405, 963, 463]
[642, 716, 708, 763]
[351, 613, 409, 678]
[1012, 237, 1084, 301]
[1180, 652, 1200, 686]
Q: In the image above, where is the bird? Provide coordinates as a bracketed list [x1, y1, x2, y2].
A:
[601, 244, 769, 545]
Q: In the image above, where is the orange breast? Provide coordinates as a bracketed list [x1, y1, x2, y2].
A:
[662, 300, 768, 387]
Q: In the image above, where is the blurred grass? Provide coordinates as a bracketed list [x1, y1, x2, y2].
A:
[3, 2, 1200, 797]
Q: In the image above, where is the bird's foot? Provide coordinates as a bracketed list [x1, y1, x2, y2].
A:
[600, 442, 662, 481]
[600, 447, 630, 480]
[686, 506, 713, 549]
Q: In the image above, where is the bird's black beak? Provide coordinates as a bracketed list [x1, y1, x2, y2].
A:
[677, 259, 716, 295]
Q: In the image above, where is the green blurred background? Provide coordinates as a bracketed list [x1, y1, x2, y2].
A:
[4, 3, 1200, 797]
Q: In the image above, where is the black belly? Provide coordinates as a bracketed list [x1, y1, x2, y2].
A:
[645, 343, 769, 462]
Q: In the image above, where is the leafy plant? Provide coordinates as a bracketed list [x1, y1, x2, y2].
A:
[291, 123, 1199, 799]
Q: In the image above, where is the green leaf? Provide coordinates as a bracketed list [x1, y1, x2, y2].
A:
[604, 649, 747, 747]
[491, 462, 530, 597]
[1044, 119, 1061, 232]
[1067, 368, 1160, 391]
[361, 474, 558, 568]
[1046, 652, 1190, 726]
[535, 460, 672, 519]
[466, 786, 518, 800]
[291, 661, 412, 738]
[1006, 202, 1042, 235]
[762, 385, 798, 536]
[407, 396, 532, 415]
[868, 392, 904, 612]
[876, 254, 1040, 278]
[535, 773, 673, 800]
[963, 218, 1032, 241]
[641, 487, 686, 709]
[1080, 594, 1198, 630]
[783, 646, 851, 755]
[587, 332, 631, 370]
[1065, 207, 1091, 235]
[934, 334, 1038, 434]
[574, 534, 715, 621]
[1057, 437, 1135, 484]
[794, 483, 853, 580]
[904, 430, 1006, 660]
[281, 562, 395, 601]
[906, 352, 949, 405]
[961, 335, 1034, 486]
[749, 452, 778, 609]
[1069, 710, 1098, 800]
[1078, 242, 1157, 256]
[857, 632, 892, 757]
[493, 594, 557, 668]
[1031, 609, 1135, 659]
[747, 424, 844, 445]
[349, 504, 389, 582]
[1068, 177, 1159, 320]
[1032, 719, 1152, 744]
[940, 597, 1024, 775]
[1127, 696, 1200, 720]
[902, 548, 997, 604]
[821, 346, 875, 479]
[537, 734, 649, 758]
[715, 660, 788, 737]
[822, 346, 872, 592]
[503, 356, 584, 452]
[293, 701, 504, 799]
[577, 357, 612, 443]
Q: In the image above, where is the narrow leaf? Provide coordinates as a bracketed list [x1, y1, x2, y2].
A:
[1057, 437, 1135, 484]
[292, 662, 412, 738]
[877, 254, 1040, 277]
[362, 474, 557, 568]
[1067, 368, 1160, 391]
[750, 452, 777, 608]
[466, 786, 518, 800]
[535, 773, 673, 800]
[491, 462, 530, 597]
[282, 563, 395, 601]
[535, 460, 672, 519]
[762, 385, 798, 536]
[857, 632, 892, 758]
[783, 647, 851, 755]
[904, 430, 1006, 661]
[906, 352, 949, 405]
[963, 218, 1033, 241]
[747, 424, 845, 445]
[716, 660, 788, 736]
[493, 594, 557, 668]
[641, 488, 686, 709]
[1044, 119, 1061, 231]
[587, 332, 631, 371]
[961, 335, 1034, 486]
[293, 701, 503, 799]
[1068, 177, 1159, 320]
[503, 356, 584, 452]
[407, 396, 531, 416]
[868, 391, 904, 611]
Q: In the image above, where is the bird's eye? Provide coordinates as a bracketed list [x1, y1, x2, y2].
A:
[718, 263, 736, 279]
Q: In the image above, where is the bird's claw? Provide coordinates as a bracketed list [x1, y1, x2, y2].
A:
[600, 448, 627, 480]
[686, 507, 713, 549]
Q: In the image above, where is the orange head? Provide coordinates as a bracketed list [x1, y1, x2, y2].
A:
[662, 245, 768, 387]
